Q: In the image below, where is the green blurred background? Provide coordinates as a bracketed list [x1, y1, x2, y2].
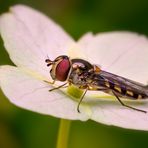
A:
[1, 0, 148, 148]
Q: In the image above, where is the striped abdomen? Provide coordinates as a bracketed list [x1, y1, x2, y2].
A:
[95, 71, 148, 100]
[104, 80, 148, 99]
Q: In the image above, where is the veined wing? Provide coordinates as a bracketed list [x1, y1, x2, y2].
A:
[95, 70, 148, 98]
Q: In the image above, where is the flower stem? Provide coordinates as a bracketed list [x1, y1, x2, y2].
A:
[56, 119, 71, 148]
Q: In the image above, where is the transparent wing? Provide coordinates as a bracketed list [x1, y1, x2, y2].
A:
[99, 70, 147, 94]
[78, 32, 148, 85]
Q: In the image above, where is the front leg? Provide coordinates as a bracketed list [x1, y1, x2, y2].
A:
[77, 87, 88, 113]
[49, 82, 68, 91]
[43, 80, 55, 85]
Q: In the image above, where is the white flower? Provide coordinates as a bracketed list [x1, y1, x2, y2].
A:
[0, 4, 148, 130]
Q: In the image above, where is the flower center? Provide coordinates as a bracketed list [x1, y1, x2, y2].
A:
[67, 85, 83, 100]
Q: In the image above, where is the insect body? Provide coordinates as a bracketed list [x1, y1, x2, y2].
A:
[45, 55, 148, 113]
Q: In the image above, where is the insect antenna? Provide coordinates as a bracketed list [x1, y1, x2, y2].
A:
[45, 55, 54, 67]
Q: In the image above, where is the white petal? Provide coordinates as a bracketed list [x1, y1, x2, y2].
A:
[0, 66, 89, 120]
[88, 98, 148, 130]
[78, 32, 148, 84]
[0, 5, 75, 79]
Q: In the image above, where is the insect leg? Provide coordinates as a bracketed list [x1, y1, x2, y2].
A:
[112, 90, 147, 113]
[77, 87, 108, 113]
[77, 87, 88, 113]
[49, 82, 68, 91]
[44, 80, 55, 84]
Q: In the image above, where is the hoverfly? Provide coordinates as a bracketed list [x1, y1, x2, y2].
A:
[45, 55, 148, 113]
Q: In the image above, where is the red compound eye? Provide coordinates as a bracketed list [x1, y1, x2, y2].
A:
[55, 58, 71, 81]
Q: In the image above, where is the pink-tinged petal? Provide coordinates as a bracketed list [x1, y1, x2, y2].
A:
[0, 66, 89, 120]
[0, 5, 75, 79]
[88, 98, 148, 130]
[78, 32, 148, 84]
